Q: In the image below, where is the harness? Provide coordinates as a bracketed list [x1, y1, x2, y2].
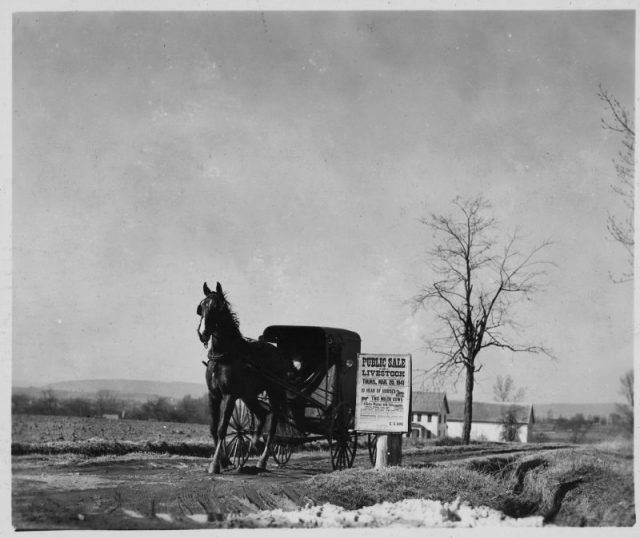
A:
[202, 352, 229, 367]
[202, 355, 225, 367]
[202, 336, 259, 367]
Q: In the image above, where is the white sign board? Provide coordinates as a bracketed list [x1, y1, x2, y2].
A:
[354, 353, 412, 433]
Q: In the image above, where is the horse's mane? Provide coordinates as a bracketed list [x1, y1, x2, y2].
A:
[217, 288, 241, 335]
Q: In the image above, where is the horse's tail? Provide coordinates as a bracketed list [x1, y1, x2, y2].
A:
[272, 381, 291, 424]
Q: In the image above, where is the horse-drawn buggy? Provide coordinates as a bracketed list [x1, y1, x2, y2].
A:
[196, 282, 378, 473]
[225, 325, 363, 471]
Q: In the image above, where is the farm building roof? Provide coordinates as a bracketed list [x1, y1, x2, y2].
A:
[447, 401, 534, 424]
[411, 391, 449, 413]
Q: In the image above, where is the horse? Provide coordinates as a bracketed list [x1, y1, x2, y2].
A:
[196, 281, 291, 474]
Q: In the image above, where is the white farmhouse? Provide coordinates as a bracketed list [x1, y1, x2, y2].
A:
[409, 391, 449, 439]
[447, 400, 535, 443]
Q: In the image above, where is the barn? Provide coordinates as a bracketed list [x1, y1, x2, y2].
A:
[446, 400, 535, 443]
[408, 391, 449, 439]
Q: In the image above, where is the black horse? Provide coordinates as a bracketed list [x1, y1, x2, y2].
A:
[196, 282, 290, 474]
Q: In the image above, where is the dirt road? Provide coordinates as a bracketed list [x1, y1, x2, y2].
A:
[13, 450, 345, 530]
[12, 445, 572, 530]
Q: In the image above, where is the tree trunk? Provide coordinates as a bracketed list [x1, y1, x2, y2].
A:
[462, 364, 474, 444]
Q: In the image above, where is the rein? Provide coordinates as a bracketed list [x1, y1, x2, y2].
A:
[202, 337, 256, 367]
[203, 351, 229, 366]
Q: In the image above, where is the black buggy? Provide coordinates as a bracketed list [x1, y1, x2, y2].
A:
[222, 325, 376, 471]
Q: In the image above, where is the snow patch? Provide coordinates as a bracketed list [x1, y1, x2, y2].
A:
[187, 514, 210, 524]
[229, 497, 544, 528]
[122, 508, 144, 519]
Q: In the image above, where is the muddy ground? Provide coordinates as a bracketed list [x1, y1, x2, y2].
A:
[13, 450, 354, 530]
[12, 445, 574, 530]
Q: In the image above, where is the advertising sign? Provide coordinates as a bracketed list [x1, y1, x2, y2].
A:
[354, 353, 412, 433]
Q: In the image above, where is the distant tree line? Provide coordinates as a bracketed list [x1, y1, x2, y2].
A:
[533, 370, 634, 443]
[615, 370, 634, 435]
[11, 389, 210, 424]
[534, 411, 630, 444]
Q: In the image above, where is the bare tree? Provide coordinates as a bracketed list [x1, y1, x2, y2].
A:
[40, 389, 59, 415]
[558, 413, 592, 444]
[493, 374, 526, 402]
[412, 196, 553, 444]
[615, 369, 634, 436]
[494, 375, 526, 443]
[598, 85, 634, 282]
[619, 370, 634, 407]
[500, 407, 521, 442]
[95, 390, 120, 416]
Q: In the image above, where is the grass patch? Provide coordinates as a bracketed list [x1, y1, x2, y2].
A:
[299, 446, 635, 526]
[11, 440, 214, 457]
[466, 455, 518, 478]
[302, 466, 508, 512]
[433, 436, 487, 447]
[592, 437, 634, 457]
[516, 448, 635, 526]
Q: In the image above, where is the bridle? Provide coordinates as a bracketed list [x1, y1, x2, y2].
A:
[197, 296, 221, 346]
[198, 304, 231, 367]
[197, 291, 243, 367]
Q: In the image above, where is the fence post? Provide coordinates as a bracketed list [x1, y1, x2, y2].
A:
[375, 433, 402, 469]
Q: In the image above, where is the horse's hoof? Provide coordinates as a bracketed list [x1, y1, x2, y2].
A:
[207, 463, 221, 475]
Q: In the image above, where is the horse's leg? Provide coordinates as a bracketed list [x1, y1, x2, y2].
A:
[207, 392, 221, 473]
[243, 397, 268, 453]
[209, 394, 236, 474]
[256, 391, 281, 470]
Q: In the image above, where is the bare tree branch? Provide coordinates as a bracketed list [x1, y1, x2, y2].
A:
[599, 85, 634, 282]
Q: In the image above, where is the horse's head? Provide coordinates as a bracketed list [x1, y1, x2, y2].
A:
[196, 281, 226, 348]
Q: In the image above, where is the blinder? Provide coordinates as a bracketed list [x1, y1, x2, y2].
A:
[197, 304, 202, 316]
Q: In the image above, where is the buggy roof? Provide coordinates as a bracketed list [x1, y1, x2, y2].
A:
[261, 325, 361, 344]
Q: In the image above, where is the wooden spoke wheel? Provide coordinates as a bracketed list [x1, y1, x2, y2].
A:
[223, 400, 255, 468]
[329, 403, 357, 471]
[367, 433, 378, 466]
[270, 441, 294, 465]
[270, 408, 301, 466]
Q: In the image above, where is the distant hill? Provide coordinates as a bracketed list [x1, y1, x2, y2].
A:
[12, 379, 621, 419]
[13, 379, 207, 401]
[533, 402, 619, 420]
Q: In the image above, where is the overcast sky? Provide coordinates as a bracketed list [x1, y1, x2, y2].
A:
[11, 9, 635, 404]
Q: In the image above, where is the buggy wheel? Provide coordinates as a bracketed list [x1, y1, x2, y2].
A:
[270, 407, 301, 466]
[367, 433, 378, 466]
[224, 400, 255, 468]
[329, 403, 357, 471]
[270, 441, 293, 465]
[330, 431, 357, 470]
